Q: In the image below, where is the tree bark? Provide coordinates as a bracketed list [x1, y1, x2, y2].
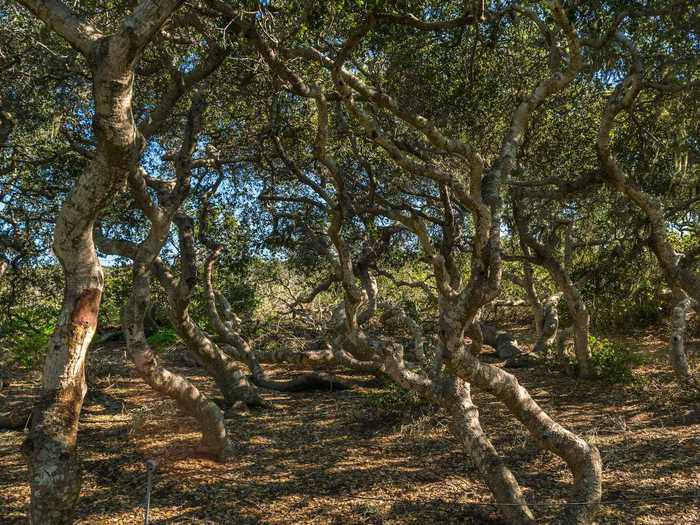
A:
[534, 294, 561, 353]
[480, 323, 523, 359]
[514, 208, 592, 376]
[669, 291, 697, 385]
[447, 343, 602, 525]
[23, 55, 136, 525]
[382, 345, 536, 525]
[151, 254, 266, 408]
[16, 2, 185, 520]
[203, 248, 347, 392]
[123, 264, 232, 459]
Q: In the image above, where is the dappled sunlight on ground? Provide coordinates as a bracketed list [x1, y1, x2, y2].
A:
[1, 331, 699, 524]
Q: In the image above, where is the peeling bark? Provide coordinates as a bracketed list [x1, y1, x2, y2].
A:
[14, 2, 186, 520]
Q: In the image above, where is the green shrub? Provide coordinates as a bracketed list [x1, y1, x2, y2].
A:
[146, 326, 180, 349]
[588, 335, 641, 384]
[0, 311, 55, 368]
[541, 335, 642, 384]
[361, 383, 432, 414]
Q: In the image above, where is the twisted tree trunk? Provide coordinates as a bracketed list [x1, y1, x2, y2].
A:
[514, 209, 592, 376]
[382, 344, 536, 524]
[597, 34, 700, 384]
[22, 39, 133, 525]
[446, 335, 602, 525]
[151, 225, 266, 409]
[204, 248, 347, 392]
[14, 3, 185, 519]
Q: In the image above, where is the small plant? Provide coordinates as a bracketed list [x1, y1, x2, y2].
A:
[6, 327, 52, 368]
[0, 308, 56, 368]
[588, 335, 641, 384]
[361, 383, 432, 414]
[540, 335, 641, 384]
[146, 326, 180, 349]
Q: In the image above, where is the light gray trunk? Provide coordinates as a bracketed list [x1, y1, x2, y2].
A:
[480, 323, 523, 359]
[23, 58, 139, 525]
[382, 345, 536, 524]
[17, 1, 184, 519]
[123, 264, 232, 459]
[669, 292, 697, 385]
[447, 335, 602, 525]
[533, 294, 560, 353]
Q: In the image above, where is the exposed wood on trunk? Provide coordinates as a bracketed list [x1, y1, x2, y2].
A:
[16, 1, 185, 521]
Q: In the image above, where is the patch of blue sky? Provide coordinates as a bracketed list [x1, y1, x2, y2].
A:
[141, 139, 167, 175]
[180, 53, 199, 74]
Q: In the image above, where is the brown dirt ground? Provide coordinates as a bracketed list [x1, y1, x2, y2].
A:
[1, 328, 699, 524]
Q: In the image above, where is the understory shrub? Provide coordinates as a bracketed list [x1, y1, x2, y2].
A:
[146, 326, 180, 349]
[0, 307, 56, 368]
[588, 335, 642, 384]
[361, 382, 433, 415]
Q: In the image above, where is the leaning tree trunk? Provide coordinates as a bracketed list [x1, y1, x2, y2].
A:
[172, 300, 266, 407]
[382, 344, 536, 524]
[151, 256, 266, 408]
[17, 1, 184, 519]
[203, 250, 346, 392]
[123, 263, 232, 459]
[22, 255, 101, 524]
[514, 209, 593, 376]
[447, 340, 602, 525]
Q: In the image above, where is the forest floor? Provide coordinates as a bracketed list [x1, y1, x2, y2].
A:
[1, 326, 699, 524]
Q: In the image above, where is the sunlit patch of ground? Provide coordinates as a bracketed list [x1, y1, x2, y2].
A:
[1, 331, 699, 524]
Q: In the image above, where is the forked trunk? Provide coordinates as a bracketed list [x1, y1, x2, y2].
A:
[382, 345, 535, 524]
[447, 338, 602, 525]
